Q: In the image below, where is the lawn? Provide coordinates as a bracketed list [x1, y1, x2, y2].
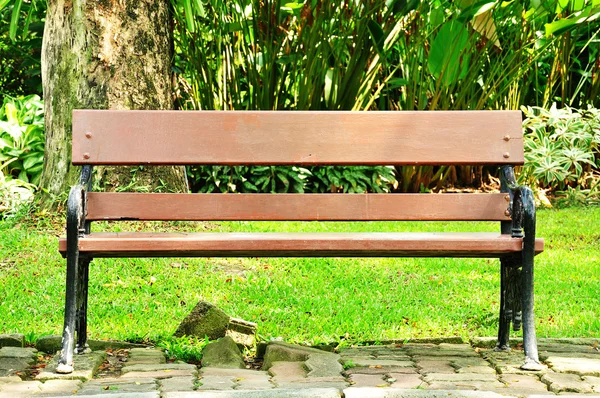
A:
[0, 206, 598, 345]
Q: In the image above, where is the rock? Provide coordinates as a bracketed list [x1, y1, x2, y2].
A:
[174, 301, 230, 340]
[263, 341, 329, 370]
[36, 335, 62, 354]
[0, 334, 24, 348]
[202, 336, 245, 369]
[226, 317, 257, 347]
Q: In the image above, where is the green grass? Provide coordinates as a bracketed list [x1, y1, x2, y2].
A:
[0, 207, 598, 345]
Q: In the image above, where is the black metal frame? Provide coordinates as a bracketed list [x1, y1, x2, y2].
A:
[57, 165, 93, 374]
[56, 164, 542, 373]
[497, 165, 542, 370]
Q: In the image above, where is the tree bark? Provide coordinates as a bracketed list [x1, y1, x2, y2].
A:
[40, 0, 187, 207]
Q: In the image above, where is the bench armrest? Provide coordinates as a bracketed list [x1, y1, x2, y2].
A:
[67, 166, 93, 244]
[500, 166, 535, 241]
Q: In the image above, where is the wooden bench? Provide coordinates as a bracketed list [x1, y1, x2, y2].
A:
[57, 110, 544, 373]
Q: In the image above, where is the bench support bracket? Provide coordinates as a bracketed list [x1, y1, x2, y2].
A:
[57, 166, 92, 374]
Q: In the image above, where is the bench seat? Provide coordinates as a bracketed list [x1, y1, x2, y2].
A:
[59, 232, 544, 258]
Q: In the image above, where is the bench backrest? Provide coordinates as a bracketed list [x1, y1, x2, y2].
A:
[72, 110, 522, 223]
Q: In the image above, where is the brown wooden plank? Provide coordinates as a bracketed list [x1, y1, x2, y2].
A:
[59, 232, 544, 258]
[85, 192, 512, 221]
[72, 110, 524, 165]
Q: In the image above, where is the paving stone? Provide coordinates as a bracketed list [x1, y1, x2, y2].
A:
[164, 388, 341, 397]
[344, 389, 511, 398]
[415, 360, 455, 374]
[274, 377, 347, 390]
[541, 372, 593, 393]
[35, 335, 62, 354]
[0, 376, 21, 383]
[197, 375, 237, 390]
[498, 374, 548, 395]
[202, 336, 245, 369]
[0, 334, 23, 348]
[235, 374, 274, 390]
[0, 346, 37, 358]
[262, 342, 325, 370]
[202, 368, 270, 378]
[126, 349, 166, 366]
[79, 377, 158, 394]
[36, 351, 107, 381]
[348, 373, 388, 387]
[159, 376, 197, 392]
[406, 349, 478, 357]
[343, 358, 414, 367]
[0, 357, 35, 373]
[546, 356, 600, 376]
[373, 354, 412, 361]
[455, 365, 496, 374]
[427, 380, 506, 390]
[344, 366, 417, 376]
[451, 357, 491, 367]
[305, 353, 342, 378]
[38, 379, 82, 396]
[583, 375, 600, 393]
[125, 370, 198, 379]
[388, 373, 425, 389]
[423, 373, 499, 383]
[66, 394, 159, 398]
[438, 344, 472, 351]
[122, 363, 197, 373]
[268, 361, 306, 381]
[0, 380, 42, 394]
[538, 342, 600, 355]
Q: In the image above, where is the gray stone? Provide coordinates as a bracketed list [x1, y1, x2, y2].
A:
[406, 349, 478, 357]
[345, 367, 417, 376]
[268, 361, 306, 381]
[197, 375, 236, 390]
[342, 358, 413, 368]
[423, 373, 498, 382]
[584, 375, 600, 393]
[0, 357, 35, 371]
[175, 301, 230, 340]
[546, 356, 600, 376]
[160, 376, 197, 392]
[38, 379, 82, 396]
[88, 340, 151, 351]
[202, 368, 269, 378]
[541, 372, 593, 393]
[235, 374, 274, 390]
[127, 348, 166, 365]
[0, 346, 37, 358]
[0, 334, 23, 348]
[226, 318, 257, 347]
[274, 377, 347, 390]
[125, 370, 198, 379]
[499, 374, 548, 395]
[349, 374, 387, 387]
[415, 359, 455, 374]
[305, 353, 342, 378]
[164, 388, 341, 397]
[36, 351, 107, 381]
[455, 366, 496, 374]
[344, 388, 512, 398]
[0, 380, 42, 394]
[388, 373, 425, 389]
[36, 335, 62, 354]
[262, 342, 326, 370]
[78, 378, 158, 395]
[427, 380, 506, 390]
[202, 336, 245, 369]
[122, 363, 197, 374]
[62, 394, 159, 398]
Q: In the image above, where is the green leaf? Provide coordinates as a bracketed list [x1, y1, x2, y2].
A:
[9, 0, 23, 42]
[183, 0, 195, 33]
[428, 20, 471, 86]
[0, 0, 11, 12]
[367, 20, 385, 56]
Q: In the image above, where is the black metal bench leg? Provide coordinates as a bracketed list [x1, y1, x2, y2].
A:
[520, 187, 543, 371]
[57, 245, 78, 373]
[75, 257, 91, 354]
[495, 260, 511, 351]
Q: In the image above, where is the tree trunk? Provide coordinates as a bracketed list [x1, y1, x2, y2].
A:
[40, 0, 187, 207]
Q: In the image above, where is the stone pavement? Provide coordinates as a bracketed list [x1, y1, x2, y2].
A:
[0, 335, 599, 397]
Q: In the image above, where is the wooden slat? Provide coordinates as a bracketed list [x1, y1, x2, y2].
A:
[85, 193, 512, 221]
[72, 110, 524, 165]
[58, 232, 544, 258]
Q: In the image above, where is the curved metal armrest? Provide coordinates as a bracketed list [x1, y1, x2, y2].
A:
[500, 166, 529, 239]
[67, 166, 93, 241]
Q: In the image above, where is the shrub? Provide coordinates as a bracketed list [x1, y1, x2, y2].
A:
[520, 104, 600, 199]
[0, 94, 45, 186]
